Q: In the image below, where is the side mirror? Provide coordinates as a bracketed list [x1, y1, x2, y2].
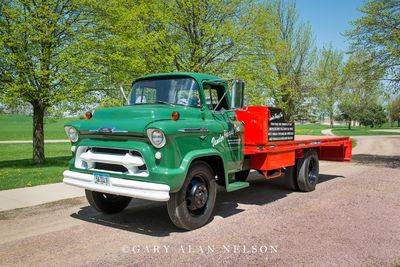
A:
[230, 80, 244, 109]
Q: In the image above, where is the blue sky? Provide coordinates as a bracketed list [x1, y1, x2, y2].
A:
[296, 0, 365, 52]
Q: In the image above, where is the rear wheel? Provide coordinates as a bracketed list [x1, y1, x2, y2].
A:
[85, 190, 132, 214]
[279, 166, 298, 191]
[167, 161, 217, 230]
[296, 150, 319, 192]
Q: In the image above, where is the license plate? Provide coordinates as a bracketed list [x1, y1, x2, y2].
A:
[94, 173, 110, 186]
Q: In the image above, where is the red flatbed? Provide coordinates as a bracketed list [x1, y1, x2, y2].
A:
[235, 106, 352, 177]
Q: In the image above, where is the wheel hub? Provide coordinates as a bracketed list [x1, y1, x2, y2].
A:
[308, 158, 318, 184]
[187, 180, 208, 211]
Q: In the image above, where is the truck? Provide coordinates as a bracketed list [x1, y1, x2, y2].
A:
[63, 72, 352, 230]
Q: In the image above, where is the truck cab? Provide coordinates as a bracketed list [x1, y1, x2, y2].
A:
[63, 72, 249, 230]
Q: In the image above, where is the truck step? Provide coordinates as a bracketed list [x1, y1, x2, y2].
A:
[226, 181, 249, 192]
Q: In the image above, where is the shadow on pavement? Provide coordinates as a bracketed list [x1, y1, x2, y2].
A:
[352, 154, 400, 169]
[70, 172, 342, 237]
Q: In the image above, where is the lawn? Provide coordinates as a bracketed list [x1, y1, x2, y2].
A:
[0, 114, 77, 140]
[0, 143, 71, 190]
[296, 123, 400, 136]
[332, 127, 400, 136]
[295, 123, 327, 135]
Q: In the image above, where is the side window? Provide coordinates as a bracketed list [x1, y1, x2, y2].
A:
[204, 84, 229, 111]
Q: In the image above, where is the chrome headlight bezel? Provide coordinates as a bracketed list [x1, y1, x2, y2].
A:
[64, 126, 79, 143]
[146, 128, 166, 148]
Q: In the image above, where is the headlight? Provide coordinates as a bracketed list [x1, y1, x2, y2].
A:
[64, 126, 79, 142]
[146, 129, 166, 148]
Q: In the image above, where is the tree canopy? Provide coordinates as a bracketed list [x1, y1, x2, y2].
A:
[0, 0, 397, 162]
[346, 0, 400, 89]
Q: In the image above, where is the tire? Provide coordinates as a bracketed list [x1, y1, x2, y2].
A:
[235, 170, 250, 182]
[85, 190, 132, 214]
[167, 161, 217, 230]
[280, 166, 298, 191]
[296, 150, 319, 192]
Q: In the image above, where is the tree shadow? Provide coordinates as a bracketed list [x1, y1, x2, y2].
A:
[70, 172, 343, 237]
[352, 154, 400, 169]
[0, 156, 69, 168]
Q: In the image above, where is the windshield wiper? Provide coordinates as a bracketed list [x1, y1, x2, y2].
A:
[155, 100, 175, 106]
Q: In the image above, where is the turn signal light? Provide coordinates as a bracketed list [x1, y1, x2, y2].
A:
[85, 111, 92, 120]
[171, 111, 180, 121]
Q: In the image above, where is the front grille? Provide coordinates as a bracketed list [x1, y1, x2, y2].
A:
[74, 146, 149, 177]
[94, 162, 128, 173]
[91, 147, 129, 155]
[91, 147, 142, 157]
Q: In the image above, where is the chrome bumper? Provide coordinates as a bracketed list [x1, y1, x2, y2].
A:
[63, 170, 170, 201]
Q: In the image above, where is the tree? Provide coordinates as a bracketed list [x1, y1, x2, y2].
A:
[359, 102, 386, 127]
[313, 45, 345, 128]
[230, 0, 316, 120]
[388, 95, 400, 126]
[0, 0, 90, 163]
[339, 50, 386, 129]
[74, 0, 251, 104]
[167, 0, 251, 73]
[74, 0, 175, 98]
[346, 0, 400, 90]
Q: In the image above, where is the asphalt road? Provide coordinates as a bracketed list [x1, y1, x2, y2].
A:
[0, 135, 399, 266]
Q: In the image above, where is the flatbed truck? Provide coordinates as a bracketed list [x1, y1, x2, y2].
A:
[63, 72, 352, 230]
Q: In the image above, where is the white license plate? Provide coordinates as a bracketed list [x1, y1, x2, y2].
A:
[94, 173, 110, 186]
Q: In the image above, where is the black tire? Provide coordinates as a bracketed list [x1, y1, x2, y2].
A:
[85, 190, 132, 214]
[296, 150, 319, 192]
[167, 161, 217, 230]
[279, 166, 298, 191]
[235, 170, 250, 182]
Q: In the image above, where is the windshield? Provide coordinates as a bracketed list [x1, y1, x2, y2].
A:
[128, 77, 201, 107]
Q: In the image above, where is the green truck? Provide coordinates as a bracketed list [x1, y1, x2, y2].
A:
[63, 72, 352, 230]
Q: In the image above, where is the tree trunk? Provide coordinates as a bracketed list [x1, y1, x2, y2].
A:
[32, 102, 45, 163]
[348, 120, 351, 130]
[329, 112, 334, 128]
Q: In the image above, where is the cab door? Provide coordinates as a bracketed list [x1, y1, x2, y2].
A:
[203, 81, 244, 171]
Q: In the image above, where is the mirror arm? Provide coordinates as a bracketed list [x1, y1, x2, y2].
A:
[119, 85, 128, 103]
[213, 91, 228, 112]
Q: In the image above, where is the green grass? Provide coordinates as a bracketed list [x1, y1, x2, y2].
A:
[0, 114, 77, 140]
[296, 123, 400, 136]
[295, 123, 327, 135]
[0, 143, 71, 190]
[332, 127, 400, 136]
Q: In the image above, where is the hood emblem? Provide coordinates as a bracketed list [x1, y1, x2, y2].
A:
[99, 127, 112, 133]
[89, 127, 128, 133]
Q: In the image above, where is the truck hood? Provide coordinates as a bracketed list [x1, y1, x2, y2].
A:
[68, 104, 198, 135]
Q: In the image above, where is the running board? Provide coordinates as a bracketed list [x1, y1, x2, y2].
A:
[226, 181, 249, 192]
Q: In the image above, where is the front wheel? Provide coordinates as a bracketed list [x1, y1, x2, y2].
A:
[167, 161, 217, 230]
[85, 190, 132, 214]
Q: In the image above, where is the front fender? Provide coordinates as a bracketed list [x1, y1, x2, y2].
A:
[168, 148, 226, 192]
